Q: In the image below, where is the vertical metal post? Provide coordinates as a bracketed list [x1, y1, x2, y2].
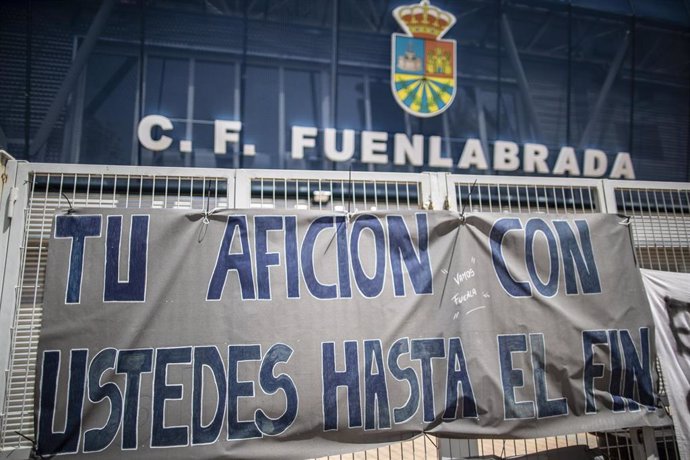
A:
[421, 172, 445, 211]
[60, 37, 80, 162]
[628, 15, 636, 155]
[24, 0, 32, 159]
[679, 0, 690, 180]
[233, 64, 242, 169]
[600, 179, 617, 214]
[443, 173, 459, 212]
[186, 58, 196, 167]
[442, 113, 452, 173]
[329, 0, 339, 129]
[320, 69, 330, 169]
[320, 69, 330, 131]
[64, 57, 86, 164]
[474, 87, 491, 174]
[642, 427, 660, 460]
[278, 66, 286, 169]
[0, 161, 29, 421]
[496, 0, 502, 138]
[238, 1, 249, 169]
[630, 427, 657, 460]
[363, 72, 374, 172]
[136, 0, 146, 165]
[566, 1, 572, 145]
[234, 169, 253, 208]
[363, 73, 372, 132]
[439, 438, 479, 459]
[0, 154, 13, 288]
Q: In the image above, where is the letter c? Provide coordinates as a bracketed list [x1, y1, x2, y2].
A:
[138, 115, 173, 151]
[490, 218, 531, 297]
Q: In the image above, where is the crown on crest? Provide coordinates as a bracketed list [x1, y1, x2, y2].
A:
[393, 0, 456, 40]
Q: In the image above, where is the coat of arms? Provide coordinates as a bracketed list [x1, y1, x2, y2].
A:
[391, 0, 457, 118]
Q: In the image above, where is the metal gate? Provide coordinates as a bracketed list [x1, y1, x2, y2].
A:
[0, 155, 687, 459]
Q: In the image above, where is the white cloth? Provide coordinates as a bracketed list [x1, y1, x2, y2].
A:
[641, 268, 690, 459]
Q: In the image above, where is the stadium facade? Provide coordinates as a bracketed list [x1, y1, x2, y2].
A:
[0, 0, 688, 181]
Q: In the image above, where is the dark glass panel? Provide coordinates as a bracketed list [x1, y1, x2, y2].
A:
[80, 53, 138, 165]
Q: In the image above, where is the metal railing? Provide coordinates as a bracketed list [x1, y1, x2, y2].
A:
[0, 158, 687, 460]
[604, 180, 690, 274]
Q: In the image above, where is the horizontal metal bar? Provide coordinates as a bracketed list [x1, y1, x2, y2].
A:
[448, 174, 604, 188]
[21, 162, 234, 178]
[605, 179, 690, 191]
[238, 168, 424, 183]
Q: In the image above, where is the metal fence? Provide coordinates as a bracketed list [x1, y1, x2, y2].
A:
[604, 181, 690, 274]
[0, 156, 687, 460]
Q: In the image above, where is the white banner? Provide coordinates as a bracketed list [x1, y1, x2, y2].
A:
[641, 268, 690, 459]
[36, 210, 669, 458]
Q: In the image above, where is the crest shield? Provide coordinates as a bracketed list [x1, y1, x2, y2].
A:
[391, 1, 457, 118]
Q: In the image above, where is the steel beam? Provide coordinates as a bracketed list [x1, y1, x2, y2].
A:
[29, 0, 115, 159]
[501, 13, 542, 140]
[526, 13, 552, 50]
[578, 31, 630, 149]
[364, 0, 381, 30]
[204, 0, 224, 15]
[456, 5, 488, 21]
[376, 0, 392, 31]
[267, 0, 291, 15]
[638, 35, 662, 69]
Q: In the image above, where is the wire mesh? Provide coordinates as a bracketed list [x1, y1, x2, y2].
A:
[249, 177, 421, 211]
[0, 171, 230, 451]
[1, 168, 686, 460]
[310, 434, 438, 460]
[614, 187, 690, 273]
[449, 179, 646, 459]
[0, 167, 431, 458]
[249, 173, 431, 459]
[608, 183, 690, 460]
[455, 182, 601, 214]
[653, 427, 681, 460]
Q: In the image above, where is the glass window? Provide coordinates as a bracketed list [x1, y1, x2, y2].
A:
[446, 85, 479, 140]
[194, 60, 236, 121]
[571, 0, 632, 15]
[633, 0, 689, 25]
[192, 60, 236, 168]
[369, 75, 410, 172]
[285, 68, 323, 169]
[144, 57, 189, 118]
[243, 65, 279, 168]
[632, 25, 689, 180]
[369, 75, 406, 134]
[336, 73, 366, 131]
[53, 0, 688, 180]
[80, 53, 138, 165]
[141, 56, 190, 166]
